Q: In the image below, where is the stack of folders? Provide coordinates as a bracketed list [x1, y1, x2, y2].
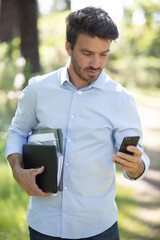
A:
[23, 128, 63, 194]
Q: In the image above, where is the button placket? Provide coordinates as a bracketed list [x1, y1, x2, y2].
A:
[61, 90, 83, 234]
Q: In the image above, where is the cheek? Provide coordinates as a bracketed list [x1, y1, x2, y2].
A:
[74, 52, 90, 67]
[100, 57, 108, 67]
[79, 56, 90, 67]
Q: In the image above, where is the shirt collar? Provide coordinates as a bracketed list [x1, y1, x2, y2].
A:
[60, 65, 109, 90]
[90, 69, 108, 90]
[60, 64, 70, 86]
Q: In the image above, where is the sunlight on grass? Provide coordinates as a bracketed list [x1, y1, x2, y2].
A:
[117, 185, 149, 239]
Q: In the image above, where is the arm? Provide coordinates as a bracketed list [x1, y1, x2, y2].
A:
[112, 91, 150, 180]
[6, 81, 48, 196]
[8, 153, 48, 197]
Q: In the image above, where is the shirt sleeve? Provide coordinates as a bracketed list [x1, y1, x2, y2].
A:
[5, 79, 38, 158]
[113, 90, 150, 180]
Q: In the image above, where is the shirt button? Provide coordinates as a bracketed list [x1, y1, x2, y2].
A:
[71, 115, 74, 118]
[64, 186, 68, 190]
[65, 163, 69, 167]
[68, 138, 71, 142]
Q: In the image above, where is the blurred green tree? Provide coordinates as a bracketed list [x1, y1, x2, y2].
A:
[112, 0, 160, 88]
[123, 0, 160, 57]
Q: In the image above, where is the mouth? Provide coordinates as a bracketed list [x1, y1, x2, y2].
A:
[86, 68, 100, 76]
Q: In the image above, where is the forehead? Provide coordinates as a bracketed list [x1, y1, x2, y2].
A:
[74, 33, 111, 52]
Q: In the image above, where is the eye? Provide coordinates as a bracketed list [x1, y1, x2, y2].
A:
[83, 52, 91, 56]
[101, 51, 110, 57]
[101, 53, 109, 57]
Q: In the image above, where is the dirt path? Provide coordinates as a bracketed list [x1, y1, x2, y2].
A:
[116, 91, 160, 238]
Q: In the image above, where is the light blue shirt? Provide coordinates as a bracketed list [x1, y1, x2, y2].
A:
[6, 66, 150, 239]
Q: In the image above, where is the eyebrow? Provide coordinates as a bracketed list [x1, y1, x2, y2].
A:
[80, 48, 110, 54]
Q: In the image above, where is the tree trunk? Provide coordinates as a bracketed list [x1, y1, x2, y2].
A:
[66, 0, 71, 10]
[17, 0, 40, 73]
[0, 0, 19, 41]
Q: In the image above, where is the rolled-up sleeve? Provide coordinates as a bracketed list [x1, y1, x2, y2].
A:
[5, 80, 37, 157]
[113, 91, 150, 180]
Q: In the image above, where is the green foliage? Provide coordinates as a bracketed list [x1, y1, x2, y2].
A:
[0, 39, 20, 92]
[0, 132, 7, 164]
[115, 0, 160, 88]
[0, 163, 29, 240]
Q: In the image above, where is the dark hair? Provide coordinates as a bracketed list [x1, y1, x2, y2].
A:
[66, 7, 119, 49]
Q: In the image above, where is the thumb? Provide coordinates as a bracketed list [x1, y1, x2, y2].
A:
[35, 166, 45, 175]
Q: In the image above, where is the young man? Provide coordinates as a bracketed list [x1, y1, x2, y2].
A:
[6, 7, 150, 240]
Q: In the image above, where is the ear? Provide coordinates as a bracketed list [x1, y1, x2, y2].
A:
[65, 40, 72, 56]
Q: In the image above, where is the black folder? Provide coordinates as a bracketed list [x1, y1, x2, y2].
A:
[23, 144, 58, 193]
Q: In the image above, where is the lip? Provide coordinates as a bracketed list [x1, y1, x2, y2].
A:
[86, 70, 99, 76]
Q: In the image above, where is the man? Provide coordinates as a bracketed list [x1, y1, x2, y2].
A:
[6, 7, 150, 240]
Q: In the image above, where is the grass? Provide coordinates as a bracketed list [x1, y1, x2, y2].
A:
[0, 163, 29, 240]
[116, 171, 160, 240]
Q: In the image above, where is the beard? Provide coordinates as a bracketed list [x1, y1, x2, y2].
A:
[71, 53, 103, 84]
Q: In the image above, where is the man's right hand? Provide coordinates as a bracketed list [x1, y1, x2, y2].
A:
[7, 153, 49, 197]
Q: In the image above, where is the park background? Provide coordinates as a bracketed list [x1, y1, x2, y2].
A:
[0, 0, 160, 239]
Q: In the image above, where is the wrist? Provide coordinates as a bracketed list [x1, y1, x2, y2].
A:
[126, 160, 145, 179]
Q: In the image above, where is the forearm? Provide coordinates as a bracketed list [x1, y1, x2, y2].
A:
[7, 153, 24, 183]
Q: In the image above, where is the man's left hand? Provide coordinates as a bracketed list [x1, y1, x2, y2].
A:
[112, 146, 145, 179]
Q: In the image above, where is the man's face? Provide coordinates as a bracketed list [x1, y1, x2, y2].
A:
[65, 33, 111, 87]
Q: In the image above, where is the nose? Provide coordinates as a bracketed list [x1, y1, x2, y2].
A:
[90, 55, 100, 69]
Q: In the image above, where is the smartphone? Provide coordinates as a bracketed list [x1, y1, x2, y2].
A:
[119, 136, 140, 155]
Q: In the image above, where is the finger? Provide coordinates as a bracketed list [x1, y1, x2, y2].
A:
[126, 146, 142, 157]
[113, 153, 140, 168]
[116, 151, 136, 162]
[25, 180, 49, 197]
[21, 167, 48, 197]
[31, 186, 49, 197]
[117, 151, 142, 165]
[112, 156, 132, 169]
[116, 163, 134, 172]
[114, 156, 135, 167]
[112, 156, 138, 173]
[31, 167, 49, 196]
[112, 155, 123, 165]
